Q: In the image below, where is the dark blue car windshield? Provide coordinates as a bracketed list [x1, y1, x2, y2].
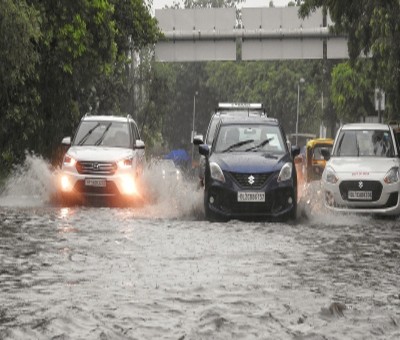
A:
[214, 124, 285, 154]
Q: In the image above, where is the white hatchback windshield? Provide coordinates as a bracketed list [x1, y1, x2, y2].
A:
[334, 129, 394, 157]
[214, 124, 285, 153]
[73, 121, 131, 148]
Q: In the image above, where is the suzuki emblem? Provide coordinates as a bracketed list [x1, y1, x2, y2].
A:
[358, 181, 363, 189]
[248, 175, 255, 185]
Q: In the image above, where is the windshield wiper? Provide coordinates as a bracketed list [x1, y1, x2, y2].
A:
[77, 123, 100, 146]
[262, 153, 278, 159]
[245, 137, 274, 152]
[94, 123, 112, 146]
[222, 139, 254, 153]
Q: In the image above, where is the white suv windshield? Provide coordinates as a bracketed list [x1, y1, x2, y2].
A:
[334, 129, 394, 157]
[214, 124, 285, 153]
[73, 121, 131, 148]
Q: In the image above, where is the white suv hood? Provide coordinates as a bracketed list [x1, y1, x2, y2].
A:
[67, 146, 134, 162]
[329, 157, 398, 174]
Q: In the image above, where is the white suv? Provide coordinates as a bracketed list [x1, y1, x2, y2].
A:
[59, 114, 145, 204]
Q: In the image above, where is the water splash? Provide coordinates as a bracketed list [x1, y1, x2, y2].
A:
[297, 180, 374, 226]
[0, 155, 204, 218]
[140, 159, 204, 219]
[0, 154, 58, 207]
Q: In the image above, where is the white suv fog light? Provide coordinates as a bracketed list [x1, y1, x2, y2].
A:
[121, 175, 137, 195]
[61, 175, 73, 192]
[288, 197, 293, 204]
[209, 196, 215, 204]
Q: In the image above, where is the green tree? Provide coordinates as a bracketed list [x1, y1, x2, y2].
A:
[300, 0, 400, 121]
[0, 0, 41, 173]
[330, 61, 374, 123]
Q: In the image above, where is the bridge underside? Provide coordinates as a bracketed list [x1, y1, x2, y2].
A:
[155, 7, 348, 62]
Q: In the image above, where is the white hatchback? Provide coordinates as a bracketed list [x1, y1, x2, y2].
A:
[59, 114, 145, 205]
[321, 123, 400, 216]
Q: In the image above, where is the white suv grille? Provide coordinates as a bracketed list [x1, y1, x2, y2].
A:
[76, 161, 117, 175]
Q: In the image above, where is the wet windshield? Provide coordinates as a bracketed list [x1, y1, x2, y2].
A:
[214, 124, 285, 154]
[73, 121, 131, 148]
[334, 129, 394, 157]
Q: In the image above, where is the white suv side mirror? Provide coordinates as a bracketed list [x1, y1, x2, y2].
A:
[135, 140, 145, 149]
[62, 136, 71, 146]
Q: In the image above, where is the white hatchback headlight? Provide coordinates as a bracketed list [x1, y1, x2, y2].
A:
[277, 162, 292, 182]
[323, 166, 338, 184]
[384, 167, 399, 184]
[210, 162, 225, 183]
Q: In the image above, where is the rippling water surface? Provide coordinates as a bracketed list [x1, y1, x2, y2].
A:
[0, 156, 399, 339]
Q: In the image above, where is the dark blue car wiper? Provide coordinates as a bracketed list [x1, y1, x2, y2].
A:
[245, 137, 274, 152]
[221, 139, 254, 153]
[77, 123, 100, 146]
[262, 153, 278, 159]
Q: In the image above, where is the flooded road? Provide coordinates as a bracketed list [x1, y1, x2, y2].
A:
[1, 156, 400, 339]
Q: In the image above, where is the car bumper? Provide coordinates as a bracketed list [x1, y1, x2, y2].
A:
[59, 169, 140, 199]
[323, 180, 400, 216]
[205, 179, 296, 220]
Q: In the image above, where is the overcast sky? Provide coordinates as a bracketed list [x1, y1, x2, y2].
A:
[152, 0, 292, 10]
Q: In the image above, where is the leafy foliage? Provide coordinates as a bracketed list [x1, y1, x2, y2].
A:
[0, 0, 160, 173]
[331, 61, 374, 123]
[0, 0, 41, 172]
[300, 0, 400, 121]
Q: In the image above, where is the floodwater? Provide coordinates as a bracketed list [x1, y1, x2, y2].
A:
[0, 156, 400, 340]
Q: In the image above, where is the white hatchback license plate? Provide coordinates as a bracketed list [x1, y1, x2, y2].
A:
[85, 178, 106, 187]
[238, 192, 265, 202]
[348, 190, 372, 200]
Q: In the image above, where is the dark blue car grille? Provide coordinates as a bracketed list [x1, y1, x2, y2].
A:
[229, 172, 272, 188]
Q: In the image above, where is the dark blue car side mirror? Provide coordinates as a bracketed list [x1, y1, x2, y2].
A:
[291, 145, 300, 158]
[199, 144, 210, 157]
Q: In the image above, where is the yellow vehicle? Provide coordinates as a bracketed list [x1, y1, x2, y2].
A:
[295, 137, 334, 185]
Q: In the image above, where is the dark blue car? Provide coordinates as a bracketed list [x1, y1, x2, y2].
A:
[199, 117, 300, 221]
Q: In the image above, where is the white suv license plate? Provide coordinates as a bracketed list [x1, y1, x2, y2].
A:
[348, 190, 372, 200]
[85, 178, 106, 187]
[238, 192, 265, 202]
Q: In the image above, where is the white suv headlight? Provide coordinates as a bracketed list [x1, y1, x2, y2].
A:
[63, 154, 76, 167]
[117, 157, 133, 169]
[384, 167, 399, 184]
[210, 162, 225, 183]
[323, 166, 338, 184]
[277, 162, 292, 182]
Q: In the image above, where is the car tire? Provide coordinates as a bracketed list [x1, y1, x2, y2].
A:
[204, 193, 220, 222]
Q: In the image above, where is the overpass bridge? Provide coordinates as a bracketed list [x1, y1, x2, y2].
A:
[155, 7, 348, 62]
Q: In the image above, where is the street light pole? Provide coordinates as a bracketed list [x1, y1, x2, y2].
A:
[296, 78, 305, 146]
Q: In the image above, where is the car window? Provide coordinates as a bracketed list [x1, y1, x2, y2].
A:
[206, 118, 219, 145]
[130, 122, 140, 141]
[334, 129, 393, 157]
[73, 121, 131, 148]
[313, 145, 332, 160]
[214, 124, 285, 153]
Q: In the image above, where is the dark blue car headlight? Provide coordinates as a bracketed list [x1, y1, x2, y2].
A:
[210, 162, 225, 183]
[277, 162, 293, 182]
